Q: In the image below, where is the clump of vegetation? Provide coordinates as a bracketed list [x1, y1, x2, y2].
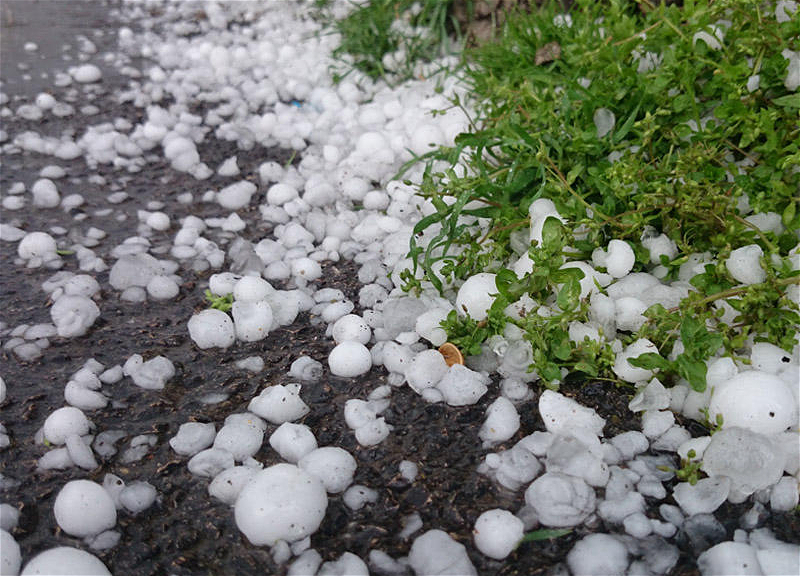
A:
[398, 0, 800, 389]
[320, 0, 467, 81]
[205, 290, 234, 313]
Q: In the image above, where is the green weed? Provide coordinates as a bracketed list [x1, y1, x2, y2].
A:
[401, 0, 800, 388]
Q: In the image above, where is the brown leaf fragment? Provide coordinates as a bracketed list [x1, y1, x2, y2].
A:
[535, 41, 561, 65]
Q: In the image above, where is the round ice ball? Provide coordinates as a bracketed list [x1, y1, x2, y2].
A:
[1, 529, 21, 576]
[188, 309, 235, 349]
[53, 480, 117, 538]
[43, 406, 90, 445]
[50, 294, 100, 338]
[298, 447, 357, 493]
[234, 463, 328, 546]
[21, 547, 110, 575]
[708, 370, 797, 435]
[566, 533, 629, 575]
[331, 314, 371, 344]
[455, 273, 497, 321]
[18, 231, 57, 260]
[473, 509, 524, 560]
[328, 341, 372, 377]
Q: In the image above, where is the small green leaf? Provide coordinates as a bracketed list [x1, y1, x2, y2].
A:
[772, 94, 800, 109]
[627, 352, 670, 371]
[520, 528, 572, 542]
[557, 277, 581, 311]
[676, 355, 708, 392]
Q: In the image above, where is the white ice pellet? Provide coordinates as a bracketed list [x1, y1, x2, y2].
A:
[436, 364, 489, 406]
[567, 533, 629, 575]
[32, 178, 61, 208]
[331, 314, 371, 344]
[43, 406, 90, 445]
[725, 244, 766, 285]
[188, 309, 235, 349]
[248, 384, 310, 424]
[0, 529, 20, 575]
[612, 338, 660, 383]
[20, 547, 110, 575]
[455, 273, 497, 321]
[525, 472, 596, 527]
[479, 397, 520, 448]
[770, 476, 799, 511]
[213, 421, 264, 462]
[65, 434, 98, 470]
[123, 354, 175, 390]
[71, 64, 102, 83]
[708, 370, 797, 435]
[289, 356, 323, 382]
[343, 485, 378, 511]
[697, 542, 761, 576]
[208, 466, 258, 505]
[328, 341, 372, 377]
[232, 300, 274, 342]
[298, 447, 357, 494]
[673, 477, 732, 516]
[119, 481, 157, 514]
[54, 480, 117, 538]
[235, 356, 265, 372]
[408, 530, 477, 576]
[187, 448, 235, 478]
[405, 349, 449, 394]
[269, 423, 318, 464]
[473, 509, 524, 560]
[235, 464, 327, 546]
[170, 422, 216, 456]
[539, 390, 605, 437]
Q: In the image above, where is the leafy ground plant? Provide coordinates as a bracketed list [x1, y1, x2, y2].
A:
[399, 0, 800, 390]
[320, 0, 467, 81]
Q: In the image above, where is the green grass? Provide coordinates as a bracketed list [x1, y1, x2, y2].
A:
[322, 0, 467, 81]
[398, 0, 800, 389]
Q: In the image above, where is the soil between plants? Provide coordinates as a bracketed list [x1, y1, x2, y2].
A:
[1, 2, 797, 575]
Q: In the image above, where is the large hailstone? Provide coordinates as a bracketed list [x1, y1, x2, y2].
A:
[701, 427, 786, 497]
[42, 406, 90, 445]
[455, 273, 497, 321]
[53, 480, 117, 538]
[524, 472, 596, 527]
[234, 464, 328, 546]
[473, 509, 524, 560]
[328, 341, 372, 377]
[708, 370, 797, 435]
[20, 547, 110, 575]
[187, 309, 235, 349]
[50, 294, 100, 338]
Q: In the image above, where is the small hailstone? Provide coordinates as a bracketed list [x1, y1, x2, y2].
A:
[288, 356, 323, 382]
[18, 231, 59, 263]
[217, 156, 239, 176]
[298, 447, 357, 493]
[1, 529, 20, 575]
[328, 341, 372, 377]
[399, 460, 418, 482]
[248, 384, 310, 424]
[604, 239, 635, 278]
[208, 466, 258, 505]
[455, 273, 497, 321]
[479, 397, 520, 448]
[71, 64, 102, 83]
[119, 481, 157, 514]
[169, 422, 216, 456]
[213, 421, 265, 462]
[54, 480, 117, 538]
[593, 108, 616, 138]
[269, 423, 318, 464]
[235, 356, 264, 372]
[567, 533, 629, 575]
[408, 530, 477, 576]
[232, 300, 274, 342]
[673, 477, 732, 516]
[20, 547, 110, 575]
[473, 509, 524, 560]
[405, 349, 449, 394]
[145, 211, 170, 231]
[65, 434, 98, 470]
[524, 472, 596, 527]
[217, 181, 256, 210]
[32, 178, 61, 208]
[436, 364, 489, 406]
[188, 309, 235, 349]
[725, 244, 766, 285]
[343, 485, 378, 511]
[123, 354, 174, 390]
[331, 314, 371, 344]
[43, 406, 90, 445]
[146, 275, 179, 300]
[291, 257, 322, 282]
[318, 552, 369, 576]
[697, 542, 761, 576]
[708, 370, 797, 435]
[613, 338, 660, 383]
[235, 464, 328, 546]
[539, 390, 605, 437]
[187, 448, 235, 478]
